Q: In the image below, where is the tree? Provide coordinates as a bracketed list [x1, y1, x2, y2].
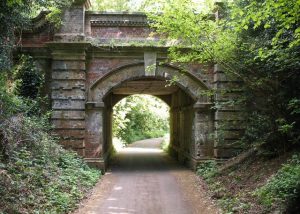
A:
[90, 0, 158, 12]
[147, 0, 300, 152]
[91, 0, 130, 11]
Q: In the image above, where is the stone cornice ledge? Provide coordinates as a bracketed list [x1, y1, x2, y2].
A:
[46, 42, 91, 51]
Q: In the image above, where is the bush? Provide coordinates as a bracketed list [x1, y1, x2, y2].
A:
[13, 55, 43, 99]
[255, 154, 300, 210]
[0, 72, 101, 213]
[0, 114, 101, 213]
[196, 160, 219, 181]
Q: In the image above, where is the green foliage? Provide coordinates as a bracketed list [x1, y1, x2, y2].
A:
[0, 67, 100, 213]
[218, 196, 250, 214]
[113, 95, 169, 144]
[255, 154, 300, 210]
[0, 115, 101, 213]
[0, 75, 24, 116]
[13, 55, 44, 99]
[147, 0, 300, 152]
[196, 160, 251, 213]
[196, 160, 218, 181]
[90, 0, 155, 12]
[91, 0, 130, 11]
[0, 54, 48, 116]
[0, 0, 73, 72]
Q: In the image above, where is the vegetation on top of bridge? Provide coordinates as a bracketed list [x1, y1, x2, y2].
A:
[89, 38, 177, 48]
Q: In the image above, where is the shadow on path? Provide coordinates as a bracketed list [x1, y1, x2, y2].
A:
[111, 138, 178, 172]
[74, 138, 219, 214]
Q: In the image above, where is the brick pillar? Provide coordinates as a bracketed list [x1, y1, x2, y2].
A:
[169, 107, 180, 158]
[85, 102, 105, 169]
[50, 44, 88, 157]
[213, 64, 244, 158]
[178, 106, 194, 165]
[192, 103, 214, 167]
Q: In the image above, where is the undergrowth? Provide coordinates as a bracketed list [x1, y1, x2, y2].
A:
[255, 153, 300, 212]
[197, 153, 300, 213]
[0, 115, 101, 213]
[0, 71, 101, 213]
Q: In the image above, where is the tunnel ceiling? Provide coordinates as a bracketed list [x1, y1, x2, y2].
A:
[112, 79, 179, 96]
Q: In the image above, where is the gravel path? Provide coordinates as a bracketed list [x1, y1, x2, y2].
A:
[74, 138, 220, 214]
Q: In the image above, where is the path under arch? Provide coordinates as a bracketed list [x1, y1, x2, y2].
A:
[74, 138, 220, 214]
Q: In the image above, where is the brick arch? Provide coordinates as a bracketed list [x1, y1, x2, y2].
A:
[88, 63, 211, 103]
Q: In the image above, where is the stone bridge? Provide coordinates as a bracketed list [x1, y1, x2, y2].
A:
[18, 0, 243, 170]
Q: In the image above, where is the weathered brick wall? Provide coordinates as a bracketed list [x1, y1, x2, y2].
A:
[87, 58, 142, 85]
[91, 27, 152, 39]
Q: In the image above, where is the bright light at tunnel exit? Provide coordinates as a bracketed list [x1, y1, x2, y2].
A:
[112, 94, 170, 151]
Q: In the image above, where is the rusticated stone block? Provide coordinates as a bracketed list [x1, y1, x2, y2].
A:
[51, 110, 85, 120]
[52, 60, 86, 70]
[51, 80, 85, 90]
[213, 71, 240, 82]
[213, 81, 243, 90]
[216, 103, 243, 111]
[54, 129, 85, 139]
[52, 119, 85, 129]
[215, 130, 243, 140]
[61, 139, 85, 148]
[215, 111, 244, 121]
[195, 147, 213, 158]
[52, 71, 85, 80]
[215, 92, 242, 102]
[52, 99, 85, 110]
[214, 120, 245, 130]
[214, 148, 241, 158]
[51, 89, 85, 100]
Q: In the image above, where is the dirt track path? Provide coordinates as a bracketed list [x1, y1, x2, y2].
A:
[74, 138, 220, 214]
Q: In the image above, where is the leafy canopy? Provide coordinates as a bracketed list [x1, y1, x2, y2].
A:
[147, 0, 300, 150]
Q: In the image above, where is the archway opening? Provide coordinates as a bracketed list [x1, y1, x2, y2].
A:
[112, 94, 170, 152]
[99, 76, 200, 168]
